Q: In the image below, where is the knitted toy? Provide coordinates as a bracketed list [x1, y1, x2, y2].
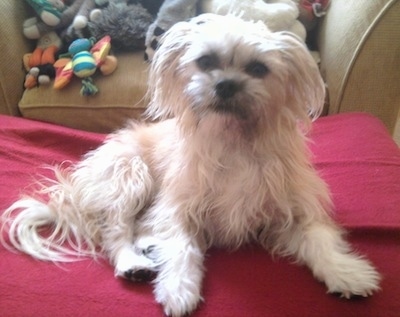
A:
[23, 0, 101, 40]
[23, 31, 62, 89]
[24, 0, 66, 27]
[53, 36, 118, 96]
[72, 0, 97, 30]
[24, 0, 164, 52]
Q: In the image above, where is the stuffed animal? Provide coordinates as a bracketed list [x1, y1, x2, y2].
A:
[24, 0, 164, 52]
[296, 0, 331, 31]
[24, 0, 66, 26]
[53, 36, 118, 96]
[23, 31, 62, 89]
[201, 0, 306, 40]
[72, 0, 97, 30]
[144, 0, 308, 61]
[144, 0, 198, 61]
[24, 0, 328, 68]
[23, 0, 101, 40]
[87, 1, 156, 51]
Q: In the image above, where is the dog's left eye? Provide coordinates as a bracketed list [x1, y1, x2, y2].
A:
[196, 54, 219, 71]
[245, 61, 269, 78]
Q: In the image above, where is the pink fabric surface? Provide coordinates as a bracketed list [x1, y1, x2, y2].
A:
[0, 113, 399, 317]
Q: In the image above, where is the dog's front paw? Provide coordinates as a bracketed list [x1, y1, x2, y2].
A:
[154, 276, 202, 317]
[321, 254, 381, 298]
[114, 245, 158, 282]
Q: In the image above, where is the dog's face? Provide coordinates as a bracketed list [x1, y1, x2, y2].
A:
[146, 14, 325, 140]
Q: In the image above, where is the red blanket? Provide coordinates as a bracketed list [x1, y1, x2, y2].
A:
[1, 113, 399, 317]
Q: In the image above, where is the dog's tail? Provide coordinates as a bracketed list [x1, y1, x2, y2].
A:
[0, 197, 96, 262]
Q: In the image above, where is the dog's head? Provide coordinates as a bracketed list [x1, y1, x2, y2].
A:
[146, 14, 325, 139]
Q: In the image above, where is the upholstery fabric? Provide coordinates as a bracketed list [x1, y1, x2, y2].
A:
[0, 1, 33, 116]
[19, 52, 149, 133]
[317, 0, 400, 133]
[0, 112, 399, 317]
[0, 1, 399, 135]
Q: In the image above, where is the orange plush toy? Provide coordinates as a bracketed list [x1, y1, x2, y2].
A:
[23, 32, 62, 89]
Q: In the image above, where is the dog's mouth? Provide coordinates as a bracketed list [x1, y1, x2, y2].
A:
[213, 102, 249, 120]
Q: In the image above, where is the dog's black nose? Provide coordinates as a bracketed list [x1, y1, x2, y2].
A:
[215, 80, 239, 99]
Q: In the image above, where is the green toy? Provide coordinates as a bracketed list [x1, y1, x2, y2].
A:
[54, 36, 118, 96]
[24, 0, 66, 26]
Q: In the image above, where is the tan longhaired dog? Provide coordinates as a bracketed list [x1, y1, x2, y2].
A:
[1, 14, 380, 317]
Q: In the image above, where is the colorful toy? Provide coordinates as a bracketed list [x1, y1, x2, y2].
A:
[24, 0, 66, 27]
[54, 35, 117, 96]
[23, 0, 101, 41]
[23, 32, 61, 89]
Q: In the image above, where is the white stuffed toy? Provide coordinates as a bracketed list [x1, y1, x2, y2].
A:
[23, 0, 100, 40]
[201, 0, 306, 41]
[145, 0, 307, 61]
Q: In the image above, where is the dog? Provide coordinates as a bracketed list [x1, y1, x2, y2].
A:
[1, 14, 380, 317]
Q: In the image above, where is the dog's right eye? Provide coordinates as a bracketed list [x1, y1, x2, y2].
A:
[245, 61, 270, 78]
[196, 54, 219, 71]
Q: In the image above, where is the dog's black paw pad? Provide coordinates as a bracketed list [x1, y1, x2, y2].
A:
[125, 269, 157, 282]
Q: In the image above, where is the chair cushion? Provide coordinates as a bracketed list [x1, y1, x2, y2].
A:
[19, 52, 149, 133]
[0, 112, 399, 316]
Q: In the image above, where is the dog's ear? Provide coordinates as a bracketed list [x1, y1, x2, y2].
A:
[145, 20, 196, 121]
[275, 31, 325, 127]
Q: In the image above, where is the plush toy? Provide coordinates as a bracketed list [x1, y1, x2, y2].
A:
[54, 35, 118, 96]
[144, 0, 308, 61]
[23, 0, 101, 40]
[24, 0, 164, 52]
[145, 0, 198, 61]
[87, 1, 156, 51]
[201, 0, 306, 40]
[24, 0, 77, 39]
[24, 0, 66, 27]
[72, 0, 97, 30]
[297, 0, 331, 31]
[23, 32, 62, 89]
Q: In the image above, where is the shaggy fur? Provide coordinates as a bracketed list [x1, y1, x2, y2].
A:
[1, 14, 380, 317]
[88, 2, 154, 51]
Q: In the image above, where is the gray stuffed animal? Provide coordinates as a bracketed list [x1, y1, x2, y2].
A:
[144, 0, 199, 61]
[88, 1, 156, 51]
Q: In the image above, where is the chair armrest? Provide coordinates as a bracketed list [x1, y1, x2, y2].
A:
[317, 0, 400, 134]
[0, 2, 34, 116]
